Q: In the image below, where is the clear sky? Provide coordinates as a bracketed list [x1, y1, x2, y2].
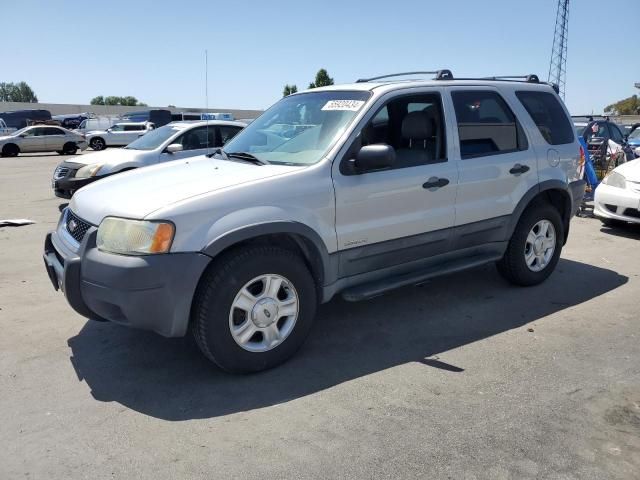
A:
[3, 0, 638, 113]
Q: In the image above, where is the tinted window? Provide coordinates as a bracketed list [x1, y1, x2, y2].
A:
[516, 91, 574, 145]
[44, 127, 65, 135]
[452, 91, 526, 159]
[175, 126, 215, 150]
[218, 126, 242, 145]
[609, 124, 624, 143]
[124, 125, 144, 131]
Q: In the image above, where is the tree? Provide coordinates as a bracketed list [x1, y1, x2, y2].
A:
[90, 95, 145, 106]
[0, 81, 38, 102]
[604, 95, 640, 115]
[283, 84, 298, 97]
[308, 69, 334, 89]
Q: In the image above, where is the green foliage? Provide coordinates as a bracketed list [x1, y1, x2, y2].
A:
[282, 84, 298, 97]
[308, 69, 334, 89]
[90, 95, 145, 106]
[0, 81, 38, 102]
[604, 95, 640, 115]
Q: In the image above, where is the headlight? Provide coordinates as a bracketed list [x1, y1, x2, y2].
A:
[76, 163, 103, 178]
[602, 171, 627, 189]
[97, 217, 175, 255]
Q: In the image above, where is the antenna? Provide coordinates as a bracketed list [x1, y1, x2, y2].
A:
[548, 0, 570, 99]
[205, 49, 211, 156]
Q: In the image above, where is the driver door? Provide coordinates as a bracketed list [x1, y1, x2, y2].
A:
[159, 126, 216, 162]
[19, 127, 48, 152]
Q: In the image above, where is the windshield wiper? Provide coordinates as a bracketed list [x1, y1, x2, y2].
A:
[207, 147, 229, 159]
[226, 151, 270, 165]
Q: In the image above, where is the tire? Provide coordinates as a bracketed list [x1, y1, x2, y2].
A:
[62, 142, 77, 155]
[90, 137, 105, 150]
[601, 218, 626, 228]
[191, 245, 317, 373]
[1, 143, 19, 157]
[497, 203, 563, 286]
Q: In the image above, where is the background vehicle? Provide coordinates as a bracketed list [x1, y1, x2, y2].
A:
[573, 117, 634, 163]
[44, 72, 584, 373]
[0, 118, 16, 135]
[52, 120, 245, 198]
[0, 125, 86, 157]
[0, 109, 51, 129]
[594, 159, 640, 226]
[171, 112, 236, 122]
[85, 122, 154, 150]
[120, 109, 172, 127]
[625, 125, 640, 156]
[75, 117, 118, 135]
[52, 113, 90, 130]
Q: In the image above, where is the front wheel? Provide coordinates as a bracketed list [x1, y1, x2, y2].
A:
[191, 246, 317, 373]
[90, 138, 105, 150]
[497, 203, 563, 286]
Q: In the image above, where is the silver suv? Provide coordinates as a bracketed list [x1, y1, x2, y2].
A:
[43, 70, 586, 373]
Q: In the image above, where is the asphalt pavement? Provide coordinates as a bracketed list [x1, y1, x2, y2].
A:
[1, 152, 639, 479]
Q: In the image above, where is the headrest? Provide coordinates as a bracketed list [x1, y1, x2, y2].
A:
[401, 111, 433, 140]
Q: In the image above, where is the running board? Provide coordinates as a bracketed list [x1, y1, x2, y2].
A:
[340, 253, 501, 302]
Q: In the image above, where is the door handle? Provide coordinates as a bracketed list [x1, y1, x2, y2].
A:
[509, 164, 530, 175]
[422, 177, 449, 189]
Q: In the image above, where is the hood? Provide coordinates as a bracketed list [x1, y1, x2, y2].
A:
[613, 158, 640, 182]
[0, 134, 16, 141]
[64, 148, 148, 167]
[69, 155, 300, 224]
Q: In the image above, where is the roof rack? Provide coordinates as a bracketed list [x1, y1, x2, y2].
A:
[356, 69, 454, 83]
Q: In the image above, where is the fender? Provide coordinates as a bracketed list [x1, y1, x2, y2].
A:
[507, 179, 572, 242]
[201, 221, 339, 288]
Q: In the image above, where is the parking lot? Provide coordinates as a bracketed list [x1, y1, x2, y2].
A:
[1, 152, 639, 479]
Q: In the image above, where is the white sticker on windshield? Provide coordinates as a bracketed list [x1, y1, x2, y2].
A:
[321, 100, 365, 111]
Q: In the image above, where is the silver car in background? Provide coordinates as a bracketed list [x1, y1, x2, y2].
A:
[0, 125, 87, 157]
[52, 120, 245, 198]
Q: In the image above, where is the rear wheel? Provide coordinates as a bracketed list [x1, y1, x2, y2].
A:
[62, 142, 78, 155]
[1, 143, 19, 157]
[497, 203, 563, 286]
[90, 137, 105, 150]
[191, 245, 317, 373]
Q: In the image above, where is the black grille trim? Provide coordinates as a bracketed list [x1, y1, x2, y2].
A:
[65, 210, 92, 243]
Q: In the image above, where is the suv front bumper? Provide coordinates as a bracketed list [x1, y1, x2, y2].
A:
[43, 216, 211, 337]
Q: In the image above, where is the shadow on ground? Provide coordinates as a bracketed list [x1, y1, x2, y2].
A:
[600, 223, 640, 240]
[67, 258, 627, 421]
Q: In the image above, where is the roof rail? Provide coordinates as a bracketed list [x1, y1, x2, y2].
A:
[356, 69, 453, 83]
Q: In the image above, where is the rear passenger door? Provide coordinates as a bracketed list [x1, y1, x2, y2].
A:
[447, 87, 537, 247]
[43, 127, 67, 151]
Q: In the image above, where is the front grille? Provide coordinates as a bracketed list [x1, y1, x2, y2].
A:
[65, 210, 92, 243]
[54, 166, 70, 179]
[623, 208, 640, 219]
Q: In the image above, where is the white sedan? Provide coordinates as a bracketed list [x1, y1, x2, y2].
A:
[594, 159, 640, 226]
[0, 125, 87, 157]
[52, 120, 245, 198]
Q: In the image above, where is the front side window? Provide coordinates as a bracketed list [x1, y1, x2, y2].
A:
[23, 127, 43, 137]
[175, 126, 215, 150]
[110, 124, 125, 132]
[218, 126, 242, 145]
[452, 90, 527, 159]
[516, 91, 574, 145]
[221, 90, 371, 166]
[347, 93, 447, 172]
[124, 125, 144, 131]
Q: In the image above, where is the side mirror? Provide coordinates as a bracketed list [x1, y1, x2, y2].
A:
[352, 144, 395, 172]
[166, 143, 183, 154]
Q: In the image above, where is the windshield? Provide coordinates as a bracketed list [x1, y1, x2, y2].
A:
[221, 90, 371, 165]
[10, 127, 30, 136]
[628, 128, 640, 140]
[124, 125, 181, 150]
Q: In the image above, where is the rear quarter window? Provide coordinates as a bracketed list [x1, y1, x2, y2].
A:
[516, 91, 574, 145]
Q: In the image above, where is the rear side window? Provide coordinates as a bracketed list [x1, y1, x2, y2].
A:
[124, 125, 144, 131]
[516, 91, 574, 145]
[452, 90, 527, 159]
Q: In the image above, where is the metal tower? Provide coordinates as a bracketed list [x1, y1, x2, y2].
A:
[548, 0, 570, 99]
